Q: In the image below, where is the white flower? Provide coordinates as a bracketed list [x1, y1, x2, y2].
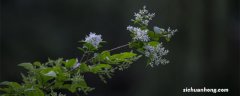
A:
[132, 6, 155, 26]
[153, 26, 165, 34]
[127, 26, 150, 42]
[167, 27, 177, 38]
[142, 20, 149, 26]
[153, 26, 177, 38]
[144, 43, 169, 67]
[85, 32, 103, 48]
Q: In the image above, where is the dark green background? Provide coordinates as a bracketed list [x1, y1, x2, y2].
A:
[1, 0, 239, 96]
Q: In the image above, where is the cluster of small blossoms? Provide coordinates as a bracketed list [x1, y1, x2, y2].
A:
[84, 32, 103, 48]
[132, 6, 155, 26]
[144, 43, 169, 67]
[48, 91, 66, 96]
[166, 27, 178, 38]
[154, 26, 178, 38]
[127, 26, 150, 42]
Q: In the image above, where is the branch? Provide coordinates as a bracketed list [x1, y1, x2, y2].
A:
[107, 43, 130, 52]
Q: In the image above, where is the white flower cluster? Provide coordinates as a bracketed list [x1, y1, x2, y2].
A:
[154, 26, 178, 38]
[127, 26, 150, 42]
[132, 6, 155, 26]
[144, 43, 169, 67]
[166, 27, 177, 38]
[49, 91, 66, 96]
[153, 26, 165, 34]
[84, 32, 103, 48]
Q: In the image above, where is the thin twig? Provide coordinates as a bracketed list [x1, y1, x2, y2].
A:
[80, 52, 86, 63]
[107, 43, 130, 52]
[83, 43, 130, 64]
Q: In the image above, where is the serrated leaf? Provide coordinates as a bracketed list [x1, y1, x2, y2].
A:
[79, 63, 89, 73]
[40, 68, 55, 82]
[0, 87, 9, 93]
[63, 84, 71, 90]
[148, 41, 159, 47]
[77, 47, 85, 52]
[33, 61, 41, 67]
[63, 77, 89, 93]
[147, 31, 155, 38]
[0, 82, 21, 89]
[8, 82, 21, 88]
[55, 58, 63, 66]
[110, 52, 137, 62]
[20, 73, 29, 84]
[83, 42, 97, 51]
[71, 79, 90, 93]
[65, 58, 77, 68]
[148, 31, 160, 41]
[24, 87, 44, 96]
[129, 41, 144, 49]
[24, 86, 35, 91]
[91, 64, 111, 73]
[44, 71, 56, 77]
[18, 63, 34, 70]
[117, 52, 136, 58]
[100, 51, 111, 60]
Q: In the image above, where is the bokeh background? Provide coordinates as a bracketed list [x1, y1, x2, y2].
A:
[1, 0, 239, 96]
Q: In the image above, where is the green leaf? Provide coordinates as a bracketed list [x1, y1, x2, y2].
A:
[92, 51, 111, 63]
[165, 37, 171, 42]
[33, 61, 41, 67]
[44, 71, 56, 77]
[148, 41, 159, 47]
[112, 52, 136, 59]
[83, 42, 97, 51]
[18, 63, 34, 70]
[100, 51, 111, 60]
[0, 87, 10, 93]
[72, 79, 92, 94]
[110, 52, 137, 63]
[24, 87, 44, 96]
[79, 63, 90, 73]
[55, 58, 64, 66]
[6, 82, 21, 88]
[62, 84, 71, 91]
[77, 47, 85, 52]
[91, 64, 111, 73]
[63, 76, 90, 93]
[24, 86, 35, 91]
[129, 41, 144, 49]
[64, 58, 77, 68]
[148, 31, 161, 41]
[20, 73, 28, 84]
[40, 68, 55, 82]
[69, 84, 79, 92]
